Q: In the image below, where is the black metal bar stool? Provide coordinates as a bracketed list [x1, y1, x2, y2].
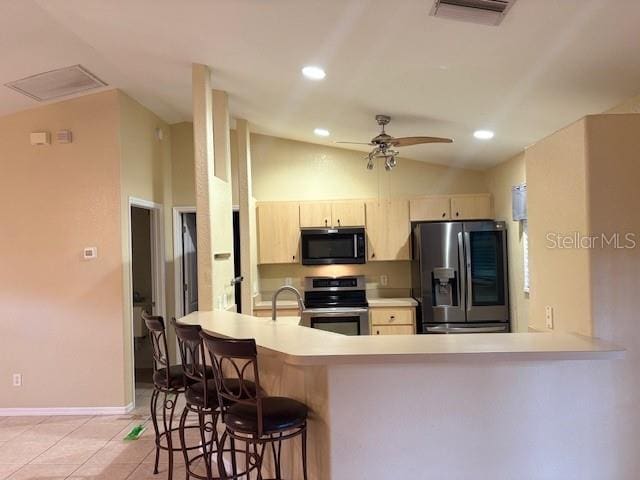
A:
[200, 332, 309, 480]
[172, 320, 228, 480]
[143, 312, 186, 480]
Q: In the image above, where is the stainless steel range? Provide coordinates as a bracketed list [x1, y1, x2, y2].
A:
[300, 276, 369, 335]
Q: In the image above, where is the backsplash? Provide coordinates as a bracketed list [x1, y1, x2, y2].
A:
[258, 261, 412, 301]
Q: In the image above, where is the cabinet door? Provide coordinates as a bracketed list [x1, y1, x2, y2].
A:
[331, 201, 365, 227]
[365, 200, 410, 261]
[410, 196, 451, 221]
[299, 203, 332, 228]
[450, 195, 492, 220]
[257, 203, 300, 264]
[372, 324, 415, 335]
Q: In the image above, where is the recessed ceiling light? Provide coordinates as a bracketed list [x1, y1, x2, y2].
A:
[473, 130, 494, 140]
[302, 66, 326, 80]
[314, 128, 330, 137]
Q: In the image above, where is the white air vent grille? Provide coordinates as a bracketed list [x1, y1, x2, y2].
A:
[431, 0, 516, 26]
[4, 65, 107, 102]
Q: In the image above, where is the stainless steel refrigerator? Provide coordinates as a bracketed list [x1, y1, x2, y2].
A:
[411, 221, 510, 333]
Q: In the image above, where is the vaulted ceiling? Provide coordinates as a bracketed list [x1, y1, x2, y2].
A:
[2, 0, 640, 168]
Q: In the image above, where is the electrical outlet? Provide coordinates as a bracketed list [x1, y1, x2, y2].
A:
[284, 277, 292, 286]
[545, 306, 554, 329]
[12, 373, 22, 387]
[380, 275, 388, 286]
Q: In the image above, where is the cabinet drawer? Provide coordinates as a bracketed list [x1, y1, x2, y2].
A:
[370, 307, 414, 326]
[372, 324, 415, 335]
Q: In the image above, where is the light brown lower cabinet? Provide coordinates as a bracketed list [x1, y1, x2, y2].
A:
[369, 307, 416, 335]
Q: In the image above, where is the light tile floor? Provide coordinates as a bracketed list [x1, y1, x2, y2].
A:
[0, 388, 209, 480]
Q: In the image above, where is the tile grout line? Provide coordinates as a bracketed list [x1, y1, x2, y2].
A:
[8, 415, 92, 479]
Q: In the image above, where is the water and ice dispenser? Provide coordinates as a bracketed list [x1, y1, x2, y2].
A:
[432, 267, 458, 307]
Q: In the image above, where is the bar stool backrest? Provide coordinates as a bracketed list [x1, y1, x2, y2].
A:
[142, 311, 171, 387]
[200, 331, 265, 435]
[172, 319, 210, 402]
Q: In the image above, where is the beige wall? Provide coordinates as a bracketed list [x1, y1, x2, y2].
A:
[118, 92, 175, 402]
[0, 91, 127, 408]
[251, 133, 487, 201]
[484, 153, 529, 332]
[586, 114, 640, 471]
[526, 118, 592, 335]
[170, 122, 196, 207]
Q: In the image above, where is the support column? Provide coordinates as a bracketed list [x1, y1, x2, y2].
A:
[235, 118, 254, 313]
[192, 64, 215, 310]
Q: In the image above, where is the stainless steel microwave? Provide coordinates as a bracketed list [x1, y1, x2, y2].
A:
[301, 228, 366, 265]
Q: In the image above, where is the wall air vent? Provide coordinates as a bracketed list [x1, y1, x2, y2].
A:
[4, 65, 107, 102]
[430, 0, 516, 26]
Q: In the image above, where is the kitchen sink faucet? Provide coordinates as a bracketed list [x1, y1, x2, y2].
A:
[272, 285, 305, 321]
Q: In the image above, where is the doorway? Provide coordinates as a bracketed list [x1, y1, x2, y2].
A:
[128, 198, 166, 409]
[173, 207, 198, 318]
[232, 209, 242, 313]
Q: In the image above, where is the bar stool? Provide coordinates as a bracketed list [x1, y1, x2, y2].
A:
[200, 332, 309, 480]
[172, 320, 225, 480]
[143, 312, 186, 480]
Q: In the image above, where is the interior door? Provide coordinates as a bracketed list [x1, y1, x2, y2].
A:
[182, 212, 198, 315]
[463, 221, 509, 323]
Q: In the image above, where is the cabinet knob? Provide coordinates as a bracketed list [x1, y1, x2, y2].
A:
[390, 315, 395, 320]
[442, 212, 446, 218]
[376, 330, 380, 335]
[324, 219, 328, 227]
[337, 219, 341, 226]
[371, 252, 375, 259]
[456, 212, 459, 217]
[292, 255, 296, 261]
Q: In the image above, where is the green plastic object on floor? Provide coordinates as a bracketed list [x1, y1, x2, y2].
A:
[123, 424, 147, 441]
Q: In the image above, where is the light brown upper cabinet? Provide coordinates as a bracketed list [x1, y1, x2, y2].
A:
[365, 199, 410, 261]
[450, 194, 492, 220]
[299, 202, 332, 228]
[331, 201, 365, 227]
[410, 196, 451, 221]
[257, 202, 301, 264]
[299, 200, 365, 228]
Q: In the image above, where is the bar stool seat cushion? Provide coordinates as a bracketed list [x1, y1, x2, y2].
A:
[225, 397, 308, 433]
[153, 365, 187, 389]
[185, 379, 260, 408]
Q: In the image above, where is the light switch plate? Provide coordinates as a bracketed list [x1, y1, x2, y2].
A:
[545, 306, 554, 329]
[380, 275, 388, 286]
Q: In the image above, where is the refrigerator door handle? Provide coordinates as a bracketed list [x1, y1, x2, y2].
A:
[464, 231, 473, 312]
[427, 325, 507, 334]
[457, 231, 466, 310]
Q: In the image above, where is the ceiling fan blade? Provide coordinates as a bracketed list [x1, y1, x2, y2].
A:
[387, 136, 453, 147]
[335, 141, 374, 146]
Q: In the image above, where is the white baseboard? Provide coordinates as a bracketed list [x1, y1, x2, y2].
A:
[0, 402, 134, 417]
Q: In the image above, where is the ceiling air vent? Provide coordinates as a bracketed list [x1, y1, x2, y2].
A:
[430, 0, 516, 26]
[4, 65, 107, 102]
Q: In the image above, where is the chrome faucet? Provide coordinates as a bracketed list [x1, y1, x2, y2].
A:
[271, 285, 305, 321]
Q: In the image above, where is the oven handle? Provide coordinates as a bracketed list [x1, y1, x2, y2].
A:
[303, 308, 369, 316]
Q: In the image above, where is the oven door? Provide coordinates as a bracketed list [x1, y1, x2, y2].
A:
[301, 229, 366, 265]
[301, 308, 369, 335]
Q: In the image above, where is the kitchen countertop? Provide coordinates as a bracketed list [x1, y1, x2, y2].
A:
[253, 297, 418, 310]
[178, 310, 623, 366]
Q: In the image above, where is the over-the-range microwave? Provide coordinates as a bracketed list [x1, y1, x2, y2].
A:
[300, 228, 366, 265]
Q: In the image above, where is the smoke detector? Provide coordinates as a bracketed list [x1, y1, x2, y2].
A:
[430, 0, 516, 26]
[4, 65, 107, 102]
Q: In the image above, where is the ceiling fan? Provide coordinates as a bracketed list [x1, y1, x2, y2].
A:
[337, 115, 453, 171]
